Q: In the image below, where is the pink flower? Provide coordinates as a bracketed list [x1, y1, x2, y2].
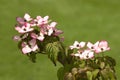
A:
[33, 16, 49, 26]
[37, 32, 45, 41]
[21, 39, 38, 54]
[47, 22, 57, 36]
[87, 41, 99, 51]
[30, 32, 45, 41]
[16, 13, 32, 25]
[53, 29, 63, 36]
[31, 32, 38, 39]
[95, 40, 110, 53]
[71, 50, 94, 59]
[15, 23, 34, 33]
[81, 50, 94, 59]
[70, 41, 86, 49]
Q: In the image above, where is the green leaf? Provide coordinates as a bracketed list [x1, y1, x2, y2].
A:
[105, 56, 116, 67]
[46, 42, 59, 66]
[101, 67, 117, 80]
[101, 69, 109, 80]
[87, 71, 93, 80]
[57, 67, 64, 80]
[92, 69, 99, 79]
[108, 70, 116, 80]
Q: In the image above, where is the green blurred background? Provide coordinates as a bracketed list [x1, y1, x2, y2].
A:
[0, 0, 120, 80]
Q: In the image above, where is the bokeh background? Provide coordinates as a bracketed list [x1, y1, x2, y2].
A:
[0, 0, 120, 80]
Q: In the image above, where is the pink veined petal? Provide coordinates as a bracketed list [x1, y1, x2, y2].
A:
[106, 47, 110, 51]
[95, 47, 101, 53]
[74, 41, 79, 46]
[102, 46, 110, 51]
[37, 36, 44, 41]
[21, 42, 27, 47]
[31, 33, 38, 39]
[37, 33, 45, 41]
[69, 41, 79, 49]
[94, 41, 99, 46]
[22, 45, 32, 54]
[16, 17, 24, 24]
[50, 22, 57, 28]
[93, 41, 100, 52]
[81, 50, 89, 59]
[29, 39, 36, 46]
[43, 16, 49, 21]
[74, 41, 80, 49]
[32, 45, 38, 51]
[48, 28, 53, 36]
[80, 53, 85, 59]
[15, 26, 25, 33]
[15, 26, 21, 31]
[88, 51, 94, 59]
[36, 16, 42, 20]
[99, 40, 108, 48]
[87, 42, 93, 49]
[24, 13, 32, 21]
[16, 25, 33, 33]
[26, 27, 34, 32]
[54, 29, 63, 36]
[25, 23, 31, 27]
[79, 41, 86, 48]
[69, 46, 74, 50]
[30, 20, 37, 26]
[94, 40, 110, 53]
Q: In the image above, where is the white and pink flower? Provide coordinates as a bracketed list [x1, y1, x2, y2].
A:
[72, 50, 94, 59]
[32, 16, 49, 26]
[53, 29, 63, 36]
[87, 41, 99, 51]
[21, 39, 38, 54]
[16, 13, 32, 25]
[15, 23, 34, 34]
[95, 40, 110, 53]
[47, 22, 57, 36]
[70, 41, 86, 49]
[31, 32, 45, 41]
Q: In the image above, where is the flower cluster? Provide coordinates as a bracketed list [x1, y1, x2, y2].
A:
[70, 40, 110, 59]
[13, 13, 63, 54]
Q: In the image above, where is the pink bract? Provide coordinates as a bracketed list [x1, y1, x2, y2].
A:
[95, 40, 110, 53]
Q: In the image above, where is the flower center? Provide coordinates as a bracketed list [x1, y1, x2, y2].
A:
[76, 44, 79, 47]
[101, 48, 104, 51]
[24, 19, 27, 22]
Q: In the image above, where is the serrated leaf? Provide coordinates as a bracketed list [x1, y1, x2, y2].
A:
[105, 56, 116, 66]
[46, 42, 59, 66]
